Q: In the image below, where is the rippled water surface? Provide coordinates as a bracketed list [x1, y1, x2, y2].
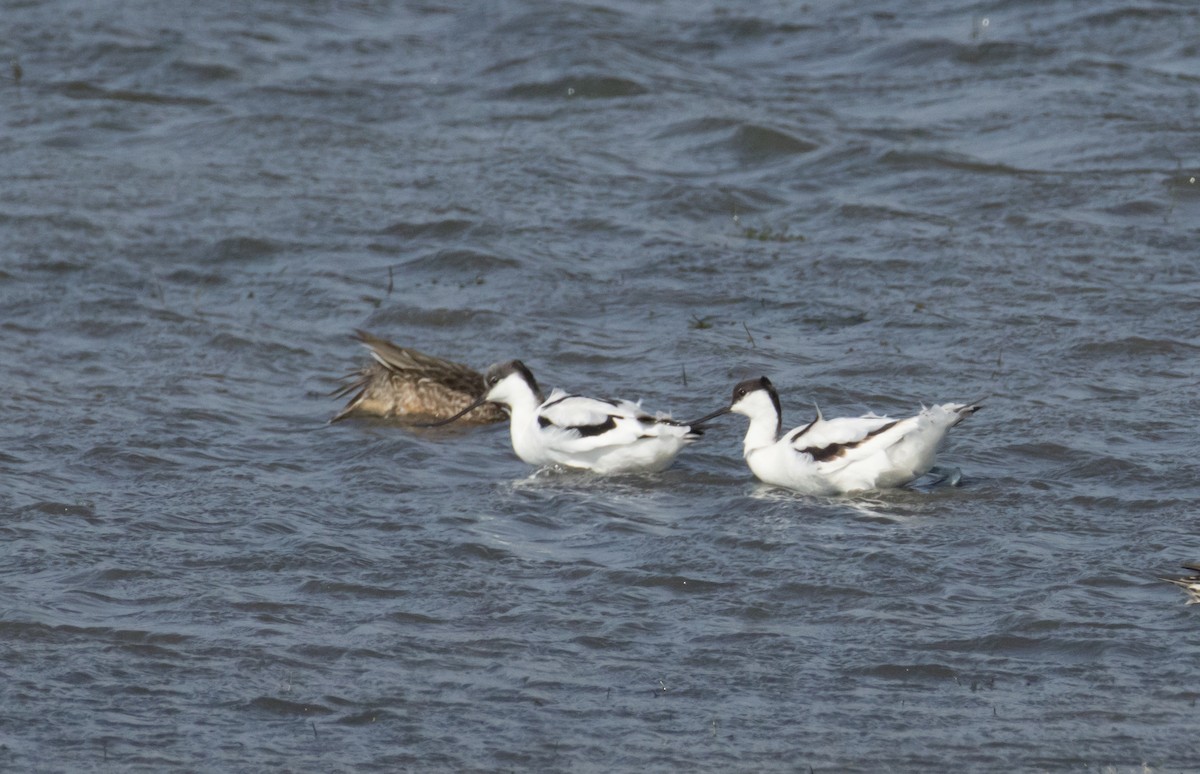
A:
[4, 1, 1200, 770]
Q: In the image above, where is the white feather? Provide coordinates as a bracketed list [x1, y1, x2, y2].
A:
[720, 378, 980, 495]
[479, 364, 700, 475]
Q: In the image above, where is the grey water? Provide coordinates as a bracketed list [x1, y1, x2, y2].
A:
[3, 0, 1200, 770]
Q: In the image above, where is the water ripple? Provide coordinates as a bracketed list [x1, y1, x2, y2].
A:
[3, 0, 1199, 770]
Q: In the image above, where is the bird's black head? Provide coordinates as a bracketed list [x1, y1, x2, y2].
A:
[732, 376, 778, 409]
[730, 376, 782, 434]
[483, 359, 544, 402]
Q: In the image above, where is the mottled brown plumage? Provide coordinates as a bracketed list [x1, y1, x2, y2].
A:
[331, 330, 507, 425]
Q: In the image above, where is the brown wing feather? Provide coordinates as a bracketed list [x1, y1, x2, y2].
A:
[353, 330, 483, 395]
[332, 332, 505, 424]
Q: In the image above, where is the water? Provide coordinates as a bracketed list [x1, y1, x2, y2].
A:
[3, 0, 1199, 770]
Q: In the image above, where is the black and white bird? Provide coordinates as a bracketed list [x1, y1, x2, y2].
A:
[1160, 564, 1200, 605]
[691, 376, 981, 495]
[428, 360, 704, 474]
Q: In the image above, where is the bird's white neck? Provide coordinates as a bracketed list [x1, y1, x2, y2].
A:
[505, 388, 542, 423]
[504, 390, 546, 461]
[741, 412, 780, 457]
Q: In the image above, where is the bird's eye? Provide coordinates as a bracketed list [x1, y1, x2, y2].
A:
[735, 388, 745, 399]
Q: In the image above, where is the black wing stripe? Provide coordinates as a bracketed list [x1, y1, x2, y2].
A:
[575, 416, 618, 437]
[542, 394, 577, 410]
[799, 420, 899, 462]
[537, 413, 619, 438]
[787, 416, 819, 443]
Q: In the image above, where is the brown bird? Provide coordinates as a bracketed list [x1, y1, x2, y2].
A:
[331, 330, 507, 425]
